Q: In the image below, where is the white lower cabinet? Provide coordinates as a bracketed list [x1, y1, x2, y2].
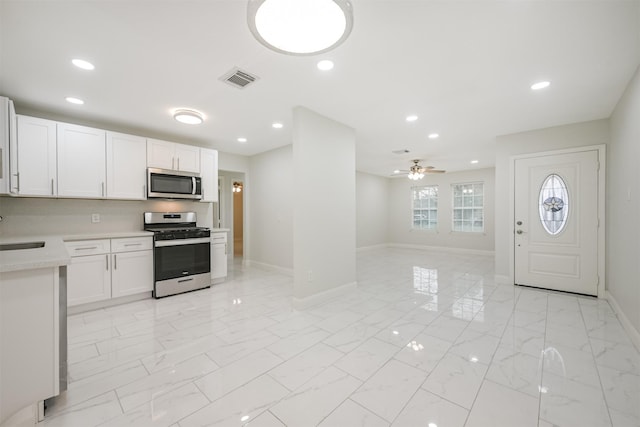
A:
[111, 249, 153, 298]
[66, 236, 153, 307]
[211, 231, 228, 281]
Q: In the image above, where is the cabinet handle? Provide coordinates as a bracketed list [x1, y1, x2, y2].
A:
[124, 243, 142, 247]
[13, 172, 19, 192]
[51, 179, 55, 195]
[75, 246, 98, 251]
[114, 254, 117, 270]
[102, 182, 105, 197]
[106, 254, 109, 270]
[143, 185, 146, 199]
[177, 158, 180, 171]
[225, 243, 227, 255]
[172, 157, 175, 170]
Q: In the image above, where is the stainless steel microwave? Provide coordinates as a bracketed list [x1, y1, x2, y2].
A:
[147, 168, 202, 200]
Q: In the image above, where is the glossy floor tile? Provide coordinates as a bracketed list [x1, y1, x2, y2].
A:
[44, 248, 640, 426]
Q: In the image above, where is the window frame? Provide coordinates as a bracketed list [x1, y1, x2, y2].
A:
[451, 182, 484, 233]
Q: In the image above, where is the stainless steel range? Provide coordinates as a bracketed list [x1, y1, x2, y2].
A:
[144, 212, 211, 298]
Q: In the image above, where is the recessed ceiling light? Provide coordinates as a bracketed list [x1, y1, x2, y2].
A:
[173, 109, 204, 125]
[71, 59, 95, 70]
[237, 137, 247, 143]
[317, 60, 334, 71]
[272, 122, 283, 129]
[406, 115, 418, 122]
[65, 97, 84, 105]
[531, 81, 550, 90]
[428, 133, 439, 139]
[471, 160, 479, 164]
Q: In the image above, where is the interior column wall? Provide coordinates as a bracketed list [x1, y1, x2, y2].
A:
[293, 107, 356, 303]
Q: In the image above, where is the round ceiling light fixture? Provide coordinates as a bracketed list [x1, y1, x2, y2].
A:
[173, 109, 204, 125]
[247, 0, 354, 56]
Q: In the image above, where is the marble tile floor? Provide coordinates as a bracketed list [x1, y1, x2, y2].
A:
[44, 248, 640, 427]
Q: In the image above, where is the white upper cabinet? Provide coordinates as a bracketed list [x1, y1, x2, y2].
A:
[57, 123, 106, 198]
[14, 115, 57, 196]
[147, 138, 200, 173]
[200, 148, 218, 202]
[106, 131, 147, 200]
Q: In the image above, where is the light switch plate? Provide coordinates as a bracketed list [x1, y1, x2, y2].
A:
[91, 213, 100, 223]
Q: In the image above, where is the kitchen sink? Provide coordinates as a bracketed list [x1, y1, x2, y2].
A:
[0, 241, 46, 251]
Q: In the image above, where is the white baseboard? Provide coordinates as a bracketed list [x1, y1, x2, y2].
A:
[68, 292, 151, 315]
[244, 260, 294, 276]
[605, 290, 640, 353]
[495, 274, 512, 285]
[356, 244, 389, 253]
[292, 281, 358, 310]
[387, 243, 494, 256]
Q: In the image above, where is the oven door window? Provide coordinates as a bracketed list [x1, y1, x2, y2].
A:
[154, 243, 210, 281]
[150, 173, 194, 195]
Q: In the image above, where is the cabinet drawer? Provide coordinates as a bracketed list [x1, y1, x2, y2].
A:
[210, 232, 227, 243]
[65, 239, 110, 256]
[111, 236, 153, 253]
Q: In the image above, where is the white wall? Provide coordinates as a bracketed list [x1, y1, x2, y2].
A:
[0, 197, 213, 237]
[218, 151, 249, 173]
[356, 172, 389, 249]
[247, 145, 293, 270]
[293, 107, 356, 302]
[388, 167, 495, 253]
[608, 66, 640, 335]
[494, 119, 610, 281]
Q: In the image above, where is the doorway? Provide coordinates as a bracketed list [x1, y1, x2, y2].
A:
[513, 146, 605, 296]
[233, 181, 244, 257]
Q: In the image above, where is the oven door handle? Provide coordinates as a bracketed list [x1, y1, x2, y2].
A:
[155, 237, 211, 247]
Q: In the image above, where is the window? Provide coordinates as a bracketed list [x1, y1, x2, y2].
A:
[452, 182, 484, 232]
[539, 174, 569, 235]
[412, 186, 438, 230]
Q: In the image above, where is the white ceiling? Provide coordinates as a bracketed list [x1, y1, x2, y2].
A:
[1, 1, 639, 176]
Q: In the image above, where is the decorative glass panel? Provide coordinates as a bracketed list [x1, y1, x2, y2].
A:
[539, 174, 569, 235]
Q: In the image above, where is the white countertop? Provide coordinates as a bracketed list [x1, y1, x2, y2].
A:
[63, 231, 154, 241]
[210, 228, 230, 233]
[0, 235, 71, 273]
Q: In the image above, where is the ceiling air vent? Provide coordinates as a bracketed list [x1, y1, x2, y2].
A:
[220, 67, 259, 89]
[392, 149, 410, 155]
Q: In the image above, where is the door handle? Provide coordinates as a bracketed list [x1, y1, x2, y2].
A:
[516, 230, 524, 234]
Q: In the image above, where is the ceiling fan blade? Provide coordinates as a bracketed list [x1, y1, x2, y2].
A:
[424, 169, 446, 173]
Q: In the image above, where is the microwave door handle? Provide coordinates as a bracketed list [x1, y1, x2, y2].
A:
[192, 177, 196, 195]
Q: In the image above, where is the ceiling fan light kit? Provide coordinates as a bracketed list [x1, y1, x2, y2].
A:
[398, 159, 446, 180]
[247, 0, 354, 55]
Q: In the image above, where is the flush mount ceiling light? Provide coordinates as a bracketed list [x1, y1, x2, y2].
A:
[531, 81, 551, 90]
[237, 137, 248, 143]
[173, 109, 204, 125]
[272, 122, 284, 129]
[71, 58, 95, 70]
[471, 159, 479, 164]
[247, 0, 354, 56]
[428, 133, 439, 139]
[406, 115, 418, 122]
[65, 96, 84, 105]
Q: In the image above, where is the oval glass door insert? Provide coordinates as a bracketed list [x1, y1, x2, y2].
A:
[539, 174, 569, 235]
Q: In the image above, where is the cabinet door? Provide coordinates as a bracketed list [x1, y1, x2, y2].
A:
[57, 123, 106, 198]
[106, 131, 147, 200]
[175, 143, 200, 173]
[200, 148, 218, 202]
[67, 254, 111, 306]
[147, 138, 175, 170]
[211, 242, 227, 280]
[15, 115, 57, 196]
[111, 250, 153, 298]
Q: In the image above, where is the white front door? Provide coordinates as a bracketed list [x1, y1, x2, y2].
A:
[514, 149, 600, 295]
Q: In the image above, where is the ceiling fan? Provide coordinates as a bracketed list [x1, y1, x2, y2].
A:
[392, 159, 446, 180]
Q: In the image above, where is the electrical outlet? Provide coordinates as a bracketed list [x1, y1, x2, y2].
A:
[91, 213, 100, 223]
